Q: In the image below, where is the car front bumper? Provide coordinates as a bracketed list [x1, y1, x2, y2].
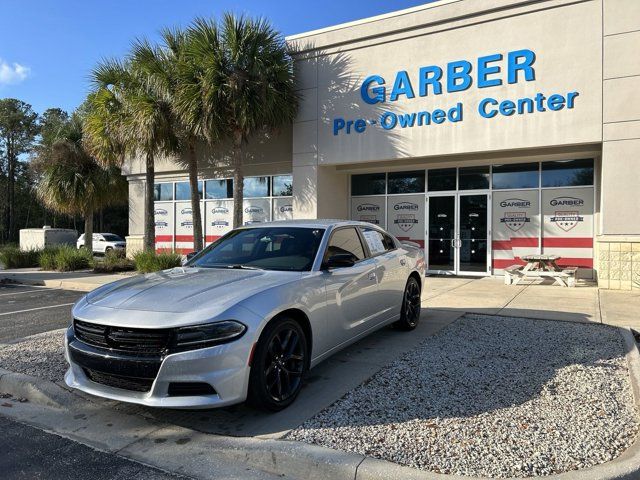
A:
[64, 327, 252, 409]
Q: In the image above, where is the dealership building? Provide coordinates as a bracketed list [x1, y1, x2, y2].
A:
[124, 0, 640, 290]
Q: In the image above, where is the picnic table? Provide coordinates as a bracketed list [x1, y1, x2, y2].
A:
[504, 254, 578, 287]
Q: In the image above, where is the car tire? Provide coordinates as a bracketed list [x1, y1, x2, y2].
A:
[105, 247, 112, 254]
[247, 317, 308, 412]
[394, 276, 421, 331]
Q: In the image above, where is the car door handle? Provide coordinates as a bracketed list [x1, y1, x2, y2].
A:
[368, 272, 376, 281]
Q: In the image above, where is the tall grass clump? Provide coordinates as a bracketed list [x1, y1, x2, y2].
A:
[53, 245, 93, 272]
[93, 249, 134, 273]
[133, 251, 182, 273]
[38, 246, 61, 270]
[0, 245, 40, 269]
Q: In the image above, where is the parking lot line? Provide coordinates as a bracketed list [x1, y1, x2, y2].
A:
[0, 303, 75, 316]
[0, 287, 61, 297]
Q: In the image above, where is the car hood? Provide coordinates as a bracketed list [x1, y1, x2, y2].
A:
[85, 267, 302, 314]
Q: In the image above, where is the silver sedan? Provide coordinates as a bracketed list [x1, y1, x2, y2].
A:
[65, 220, 426, 411]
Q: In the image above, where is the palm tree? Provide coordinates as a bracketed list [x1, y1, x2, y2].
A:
[186, 14, 298, 228]
[128, 30, 212, 251]
[85, 59, 178, 251]
[35, 113, 127, 253]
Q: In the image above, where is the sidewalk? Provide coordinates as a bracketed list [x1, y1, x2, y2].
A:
[0, 267, 134, 291]
[423, 276, 640, 330]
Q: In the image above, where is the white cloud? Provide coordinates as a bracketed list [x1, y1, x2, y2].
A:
[0, 59, 30, 85]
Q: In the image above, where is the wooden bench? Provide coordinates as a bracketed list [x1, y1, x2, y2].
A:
[504, 264, 524, 285]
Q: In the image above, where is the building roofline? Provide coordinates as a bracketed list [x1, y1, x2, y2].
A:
[285, 0, 451, 42]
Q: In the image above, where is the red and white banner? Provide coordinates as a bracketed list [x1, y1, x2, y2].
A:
[174, 201, 204, 254]
[387, 194, 424, 248]
[492, 190, 540, 271]
[205, 199, 233, 246]
[154, 202, 174, 252]
[542, 187, 594, 271]
[351, 196, 386, 228]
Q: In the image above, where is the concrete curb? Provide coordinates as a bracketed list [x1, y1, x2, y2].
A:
[0, 272, 126, 292]
[0, 327, 639, 480]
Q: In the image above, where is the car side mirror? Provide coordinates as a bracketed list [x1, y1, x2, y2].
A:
[325, 253, 356, 269]
[185, 251, 198, 261]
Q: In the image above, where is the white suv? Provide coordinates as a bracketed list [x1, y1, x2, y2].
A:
[77, 233, 126, 254]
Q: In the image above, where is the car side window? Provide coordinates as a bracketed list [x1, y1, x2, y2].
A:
[325, 228, 365, 263]
[361, 227, 396, 255]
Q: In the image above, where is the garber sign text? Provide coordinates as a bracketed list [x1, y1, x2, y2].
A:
[333, 49, 579, 135]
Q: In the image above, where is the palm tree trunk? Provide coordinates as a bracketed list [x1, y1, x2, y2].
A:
[232, 137, 244, 229]
[84, 212, 94, 254]
[144, 151, 156, 251]
[188, 142, 203, 251]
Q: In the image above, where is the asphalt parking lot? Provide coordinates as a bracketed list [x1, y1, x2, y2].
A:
[0, 284, 83, 344]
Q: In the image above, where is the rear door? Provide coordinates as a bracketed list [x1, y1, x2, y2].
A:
[322, 227, 381, 347]
[360, 227, 407, 321]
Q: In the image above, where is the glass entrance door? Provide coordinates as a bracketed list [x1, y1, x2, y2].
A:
[458, 193, 489, 275]
[427, 193, 490, 275]
[427, 195, 456, 273]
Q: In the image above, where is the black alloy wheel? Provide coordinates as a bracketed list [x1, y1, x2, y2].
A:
[394, 276, 421, 330]
[248, 317, 308, 411]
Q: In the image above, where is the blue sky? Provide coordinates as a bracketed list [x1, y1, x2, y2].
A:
[1, 0, 431, 115]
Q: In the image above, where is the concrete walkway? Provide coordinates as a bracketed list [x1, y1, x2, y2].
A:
[424, 276, 640, 329]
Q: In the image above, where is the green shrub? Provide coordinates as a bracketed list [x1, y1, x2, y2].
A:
[0, 245, 40, 269]
[133, 251, 182, 273]
[38, 246, 62, 271]
[93, 249, 134, 273]
[53, 245, 93, 272]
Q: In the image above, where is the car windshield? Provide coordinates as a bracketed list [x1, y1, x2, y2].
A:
[188, 227, 326, 272]
[101, 234, 123, 242]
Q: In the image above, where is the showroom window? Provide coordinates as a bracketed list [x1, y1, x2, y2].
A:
[243, 177, 270, 198]
[427, 168, 456, 191]
[459, 166, 490, 190]
[541, 159, 594, 187]
[205, 179, 232, 199]
[388, 170, 425, 194]
[154, 183, 173, 201]
[175, 181, 203, 200]
[351, 173, 386, 196]
[492, 163, 539, 189]
[272, 175, 293, 196]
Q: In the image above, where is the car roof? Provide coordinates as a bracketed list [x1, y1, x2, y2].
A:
[237, 219, 380, 230]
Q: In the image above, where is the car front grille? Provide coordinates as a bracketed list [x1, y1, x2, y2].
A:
[83, 368, 154, 393]
[74, 320, 172, 355]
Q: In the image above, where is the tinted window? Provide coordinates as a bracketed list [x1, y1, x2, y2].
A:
[189, 227, 325, 271]
[154, 183, 173, 201]
[272, 175, 293, 196]
[205, 179, 232, 199]
[175, 181, 203, 200]
[459, 166, 490, 190]
[427, 168, 456, 191]
[326, 228, 365, 262]
[492, 163, 539, 189]
[244, 177, 270, 197]
[541, 159, 594, 187]
[102, 234, 123, 241]
[388, 170, 425, 194]
[352, 173, 386, 196]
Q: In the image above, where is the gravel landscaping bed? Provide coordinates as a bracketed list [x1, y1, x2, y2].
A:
[288, 314, 639, 478]
[0, 329, 67, 383]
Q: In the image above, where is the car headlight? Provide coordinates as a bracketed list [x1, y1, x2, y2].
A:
[172, 321, 246, 351]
